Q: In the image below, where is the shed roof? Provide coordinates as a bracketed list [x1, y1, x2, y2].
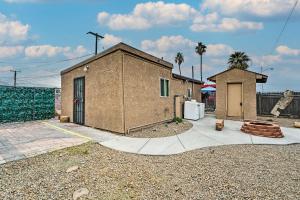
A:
[61, 42, 173, 75]
[207, 68, 268, 83]
[172, 73, 203, 85]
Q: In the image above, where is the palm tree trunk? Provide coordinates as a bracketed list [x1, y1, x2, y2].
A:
[179, 64, 181, 75]
[200, 54, 203, 82]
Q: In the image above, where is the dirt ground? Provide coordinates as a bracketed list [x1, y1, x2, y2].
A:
[1, 142, 299, 200]
[257, 116, 300, 128]
[127, 120, 193, 138]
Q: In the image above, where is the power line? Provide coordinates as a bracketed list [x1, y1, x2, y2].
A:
[17, 79, 58, 88]
[269, 0, 298, 54]
[18, 73, 60, 79]
[259, 0, 298, 73]
[0, 53, 93, 66]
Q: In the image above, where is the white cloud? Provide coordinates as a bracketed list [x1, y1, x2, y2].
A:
[64, 45, 88, 59]
[0, 45, 24, 58]
[190, 12, 263, 32]
[141, 35, 195, 54]
[201, 0, 299, 18]
[141, 35, 234, 60]
[25, 45, 69, 57]
[252, 54, 282, 66]
[25, 45, 88, 58]
[276, 45, 300, 56]
[97, 1, 197, 30]
[141, 35, 235, 78]
[100, 34, 122, 48]
[97, 1, 264, 32]
[0, 65, 14, 72]
[206, 44, 234, 56]
[0, 13, 30, 44]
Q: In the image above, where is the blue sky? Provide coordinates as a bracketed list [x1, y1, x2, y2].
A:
[0, 0, 299, 91]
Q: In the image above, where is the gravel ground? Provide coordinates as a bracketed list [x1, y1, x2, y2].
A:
[1, 142, 299, 200]
[128, 120, 193, 138]
[257, 116, 300, 128]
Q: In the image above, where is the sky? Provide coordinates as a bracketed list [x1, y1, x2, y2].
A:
[0, 0, 299, 91]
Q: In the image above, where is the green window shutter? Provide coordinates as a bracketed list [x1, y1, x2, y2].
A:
[166, 80, 169, 96]
[160, 78, 164, 96]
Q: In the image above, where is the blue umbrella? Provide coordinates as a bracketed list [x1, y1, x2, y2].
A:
[201, 86, 216, 92]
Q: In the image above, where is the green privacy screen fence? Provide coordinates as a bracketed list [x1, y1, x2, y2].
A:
[0, 85, 55, 123]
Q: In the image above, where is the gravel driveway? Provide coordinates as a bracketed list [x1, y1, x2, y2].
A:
[1, 142, 299, 199]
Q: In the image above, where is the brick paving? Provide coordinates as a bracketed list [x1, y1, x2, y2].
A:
[0, 121, 87, 164]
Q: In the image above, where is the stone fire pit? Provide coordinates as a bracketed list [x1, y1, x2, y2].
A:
[241, 120, 284, 138]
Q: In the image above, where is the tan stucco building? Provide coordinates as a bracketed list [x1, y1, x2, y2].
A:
[61, 43, 203, 134]
[208, 68, 267, 120]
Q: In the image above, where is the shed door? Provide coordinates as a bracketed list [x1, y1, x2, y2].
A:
[73, 77, 85, 125]
[227, 83, 242, 117]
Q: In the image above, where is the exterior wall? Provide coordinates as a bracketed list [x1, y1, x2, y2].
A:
[122, 52, 202, 132]
[61, 50, 125, 133]
[62, 49, 202, 134]
[123, 53, 173, 132]
[193, 83, 202, 102]
[215, 68, 257, 120]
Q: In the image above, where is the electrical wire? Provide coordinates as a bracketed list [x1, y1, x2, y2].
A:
[269, 0, 298, 54]
[0, 53, 93, 65]
[260, 0, 298, 70]
[18, 73, 60, 79]
[17, 79, 58, 88]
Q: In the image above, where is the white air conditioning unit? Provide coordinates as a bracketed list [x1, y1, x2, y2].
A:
[184, 101, 200, 120]
[184, 101, 205, 120]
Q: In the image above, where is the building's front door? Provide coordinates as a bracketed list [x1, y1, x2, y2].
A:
[73, 77, 85, 125]
[227, 83, 242, 117]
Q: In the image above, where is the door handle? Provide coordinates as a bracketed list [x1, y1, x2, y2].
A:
[240, 102, 243, 106]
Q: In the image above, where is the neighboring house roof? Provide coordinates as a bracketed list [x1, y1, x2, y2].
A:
[61, 42, 173, 75]
[207, 68, 268, 83]
[172, 73, 204, 85]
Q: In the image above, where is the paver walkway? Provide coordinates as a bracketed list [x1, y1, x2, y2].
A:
[1, 115, 300, 164]
[0, 121, 87, 164]
[46, 115, 300, 155]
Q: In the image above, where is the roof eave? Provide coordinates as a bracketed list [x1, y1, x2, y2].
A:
[60, 42, 173, 75]
[172, 73, 204, 85]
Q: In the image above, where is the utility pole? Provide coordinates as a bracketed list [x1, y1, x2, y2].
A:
[10, 69, 20, 87]
[86, 31, 104, 55]
[260, 66, 274, 93]
[260, 66, 263, 93]
[192, 66, 194, 98]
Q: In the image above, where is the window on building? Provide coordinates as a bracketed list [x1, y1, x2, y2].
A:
[160, 78, 169, 97]
[187, 88, 192, 98]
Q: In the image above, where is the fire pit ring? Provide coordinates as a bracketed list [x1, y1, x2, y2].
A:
[241, 120, 284, 138]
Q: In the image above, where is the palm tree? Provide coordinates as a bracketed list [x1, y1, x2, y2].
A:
[228, 51, 251, 70]
[175, 52, 184, 75]
[195, 42, 207, 82]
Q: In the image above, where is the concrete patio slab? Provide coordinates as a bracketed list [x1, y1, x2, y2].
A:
[45, 115, 300, 156]
[178, 130, 224, 151]
[1, 115, 300, 164]
[138, 136, 185, 155]
[100, 137, 150, 154]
